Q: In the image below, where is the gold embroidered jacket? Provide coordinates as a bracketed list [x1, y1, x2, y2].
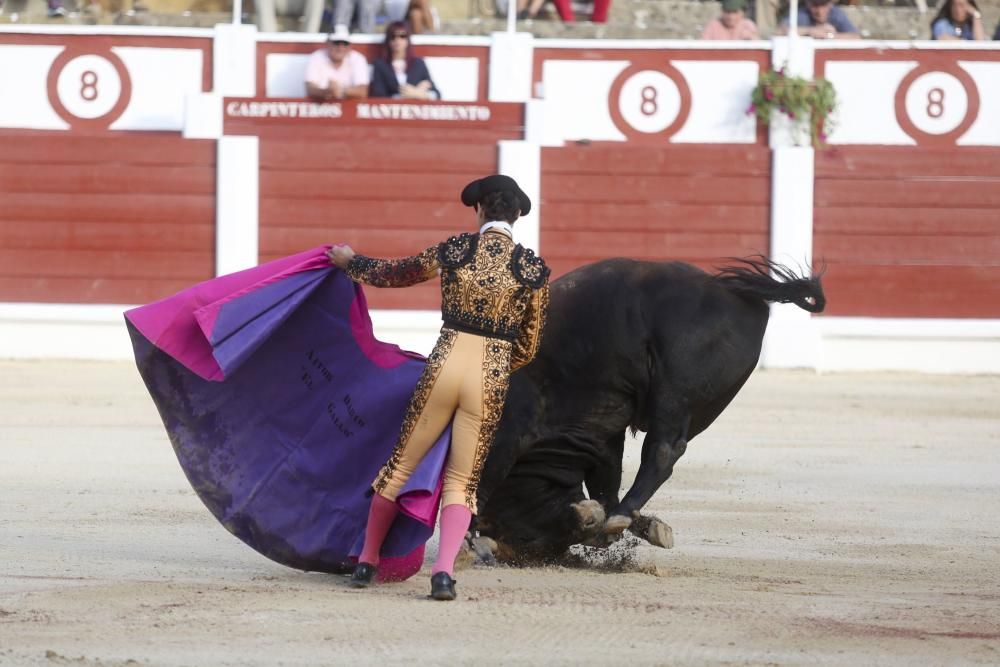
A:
[345, 231, 550, 370]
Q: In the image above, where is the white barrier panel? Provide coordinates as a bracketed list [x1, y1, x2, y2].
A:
[0, 305, 136, 361]
[534, 40, 767, 145]
[817, 42, 1000, 146]
[0, 304, 444, 362]
[0, 46, 68, 130]
[817, 319, 1000, 375]
[0, 28, 210, 132]
[957, 62, 1000, 146]
[826, 61, 918, 145]
[538, 58, 761, 143]
[216, 136, 260, 276]
[111, 47, 204, 130]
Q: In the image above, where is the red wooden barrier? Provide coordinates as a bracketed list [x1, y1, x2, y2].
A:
[235, 99, 525, 310]
[540, 143, 771, 279]
[0, 132, 215, 304]
[814, 146, 1000, 318]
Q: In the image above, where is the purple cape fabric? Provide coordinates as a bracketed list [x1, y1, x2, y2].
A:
[125, 247, 449, 579]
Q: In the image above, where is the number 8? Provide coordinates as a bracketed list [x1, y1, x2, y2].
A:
[926, 87, 944, 119]
[640, 85, 658, 116]
[80, 70, 99, 102]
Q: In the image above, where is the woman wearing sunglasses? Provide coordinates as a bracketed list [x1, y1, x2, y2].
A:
[369, 21, 440, 100]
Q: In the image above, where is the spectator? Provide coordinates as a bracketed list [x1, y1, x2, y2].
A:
[779, 0, 860, 39]
[48, 0, 69, 16]
[369, 21, 441, 100]
[930, 0, 986, 40]
[995, 19, 1000, 40]
[515, 0, 547, 20]
[1, 0, 69, 16]
[383, 0, 437, 33]
[516, 0, 610, 23]
[333, 0, 378, 33]
[409, 0, 438, 33]
[701, 0, 760, 39]
[305, 26, 370, 101]
[750, 0, 779, 38]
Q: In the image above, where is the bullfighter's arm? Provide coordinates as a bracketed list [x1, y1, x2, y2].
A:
[344, 245, 440, 288]
[511, 283, 549, 371]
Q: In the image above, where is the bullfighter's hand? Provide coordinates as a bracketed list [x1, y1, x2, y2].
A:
[326, 244, 355, 269]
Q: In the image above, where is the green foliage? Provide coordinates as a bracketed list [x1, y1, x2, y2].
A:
[747, 66, 837, 148]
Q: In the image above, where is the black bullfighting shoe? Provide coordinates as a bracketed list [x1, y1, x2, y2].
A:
[430, 572, 457, 601]
[349, 562, 377, 588]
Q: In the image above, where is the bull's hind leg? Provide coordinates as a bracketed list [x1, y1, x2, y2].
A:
[569, 433, 624, 544]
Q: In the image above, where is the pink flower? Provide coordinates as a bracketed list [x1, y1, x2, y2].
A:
[764, 87, 774, 101]
[746, 103, 756, 115]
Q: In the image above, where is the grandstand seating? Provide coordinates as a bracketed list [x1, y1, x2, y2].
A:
[2, 0, 998, 40]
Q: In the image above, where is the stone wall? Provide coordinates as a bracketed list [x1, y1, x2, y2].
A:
[450, 0, 1000, 40]
[2, 0, 998, 43]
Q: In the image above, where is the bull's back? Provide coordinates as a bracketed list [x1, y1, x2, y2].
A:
[554, 259, 768, 434]
[531, 259, 663, 385]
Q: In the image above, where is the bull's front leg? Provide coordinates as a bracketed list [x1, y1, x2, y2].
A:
[605, 417, 689, 536]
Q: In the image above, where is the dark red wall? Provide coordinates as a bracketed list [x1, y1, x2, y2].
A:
[254, 121, 523, 310]
[814, 147, 1000, 318]
[540, 143, 772, 279]
[0, 132, 216, 304]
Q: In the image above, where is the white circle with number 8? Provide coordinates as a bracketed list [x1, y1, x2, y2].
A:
[903, 71, 968, 136]
[617, 70, 681, 135]
[56, 54, 123, 120]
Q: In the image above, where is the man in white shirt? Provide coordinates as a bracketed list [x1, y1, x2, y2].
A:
[305, 26, 370, 101]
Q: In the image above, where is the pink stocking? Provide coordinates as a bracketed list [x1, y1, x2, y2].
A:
[431, 504, 473, 577]
[551, 0, 575, 21]
[591, 0, 609, 22]
[358, 494, 398, 566]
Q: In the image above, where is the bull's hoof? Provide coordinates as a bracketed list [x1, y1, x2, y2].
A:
[603, 514, 632, 535]
[571, 500, 606, 533]
[454, 532, 476, 571]
[470, 536, 498, 566]
[629, 514, 674, 549]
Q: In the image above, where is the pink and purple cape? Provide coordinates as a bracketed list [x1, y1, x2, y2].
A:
[125, 247, 449, 581]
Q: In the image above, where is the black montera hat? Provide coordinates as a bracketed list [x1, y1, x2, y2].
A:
[460, 174, 531, 216]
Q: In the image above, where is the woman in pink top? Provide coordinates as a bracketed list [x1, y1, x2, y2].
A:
[701, 0, 760, 39]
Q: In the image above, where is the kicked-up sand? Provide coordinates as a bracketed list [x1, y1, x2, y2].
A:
[1, 360, 998, 666]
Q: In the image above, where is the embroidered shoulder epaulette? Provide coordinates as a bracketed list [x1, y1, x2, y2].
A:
[510, 245, 550, 289]
[438, 232, 478, 268]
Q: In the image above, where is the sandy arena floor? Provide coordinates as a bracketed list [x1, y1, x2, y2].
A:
[1, 360, 998, 666]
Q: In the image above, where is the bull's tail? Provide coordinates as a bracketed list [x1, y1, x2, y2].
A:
[712, 256, 826, 313]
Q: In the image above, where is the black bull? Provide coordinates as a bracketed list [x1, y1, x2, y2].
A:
[474, 257, 826, 562]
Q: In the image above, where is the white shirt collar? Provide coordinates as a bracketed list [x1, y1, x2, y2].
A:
[479, 220, 513, 237]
